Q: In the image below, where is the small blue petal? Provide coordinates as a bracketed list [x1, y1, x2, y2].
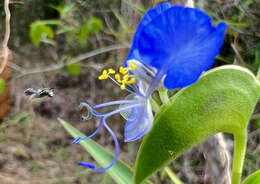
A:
[78, 162, 95, 169]
[124, 102, 153, 142]
[125, 5, 226, 89]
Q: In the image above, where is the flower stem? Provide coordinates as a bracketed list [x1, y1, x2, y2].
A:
[164, 166, 183, 184]
[231, 130, 247, 184]
[150, 98, 160, 114]
[158, 88, 169, 104]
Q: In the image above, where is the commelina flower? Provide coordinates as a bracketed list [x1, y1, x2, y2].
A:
[72, 2, 226, 172]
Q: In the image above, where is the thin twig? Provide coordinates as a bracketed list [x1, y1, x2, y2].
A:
[0, 0, 11, 74]
[7, 62, 26, 73]
[231, 43, 246, 66]
[14, 44, 129, 79]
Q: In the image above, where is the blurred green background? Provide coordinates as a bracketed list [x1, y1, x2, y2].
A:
[0, 0, 259, 183]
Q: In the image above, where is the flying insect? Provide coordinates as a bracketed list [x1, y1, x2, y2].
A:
[24, 88, 54, 99]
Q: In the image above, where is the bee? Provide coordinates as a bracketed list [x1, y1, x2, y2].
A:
[24, 88, 54, 99]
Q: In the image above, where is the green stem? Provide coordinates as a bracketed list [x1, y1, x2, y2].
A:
[158, 88, 169, 105]
[232, 130, 247, 184]
[150, 98, 160, 114]
[164, 166, 183, 184]
[256, 67, 260, 82]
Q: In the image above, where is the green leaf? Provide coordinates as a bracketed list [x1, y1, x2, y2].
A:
[87, 17, 103, 34]
[134, 65, 260, 184]
[0, 78, 4, 94]
[66, 62, 81, 76]
[58, 119, 151, 184]
[242, 170, 260, 184]
[30, 21, 55, 46]
[51, 3, 74, 18]
[78, 24, 90, 41]
[78, 17, 103, 43]
[57, 25, 76, 34]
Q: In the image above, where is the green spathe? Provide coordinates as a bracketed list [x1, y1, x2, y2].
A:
[134, 65, 260, 184]
[59, 119, 151, 184]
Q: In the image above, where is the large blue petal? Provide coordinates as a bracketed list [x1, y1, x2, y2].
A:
[124, 2, 171, 65]
[126, 5, 226, 89]
[124, 101, 153, 142]
[163, 22, 226, 89]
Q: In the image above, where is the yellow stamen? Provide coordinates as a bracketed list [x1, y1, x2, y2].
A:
[98, 61, 137, 91]
[115, 74, 122, 83]
[108, 68, 115, 74]
[123, 74, 129, 81]
[127, 78, 135, 84]
[119, 66, 128, 75]
[98, 69, 116, 80]
[98, 70, 109, 80]
[120, 83, 126, 90]
[129, 60, 137, 70]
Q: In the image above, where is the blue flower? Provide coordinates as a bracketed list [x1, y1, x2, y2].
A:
[72, 2, 226, 172]
[126, 2, 226, 90]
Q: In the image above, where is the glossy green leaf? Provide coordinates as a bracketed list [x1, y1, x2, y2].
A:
[242, 170, 260, 184]
[135, 65, 260, 184]
[66, 62, 81, 76]
[58, 119, 151, 184]
[0, 78, 4, 94]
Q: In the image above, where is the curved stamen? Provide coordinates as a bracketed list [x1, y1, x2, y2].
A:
[103, 103, 142, 118]
[73, 103, 142, 144]
[77, 121, 119, 172]
[80, 103, 93, 121]
[72, 117, 105, 144]
[94, 99, 139, 109]
[79, 102, 100, 117]
[79, 101, 142, 118]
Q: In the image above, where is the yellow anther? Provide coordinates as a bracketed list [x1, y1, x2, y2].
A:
[129, 60, 137, 70]
[119, 66, 128, 75]
[98, 68, 116, 80]
[98, 70, 109, 80]
[98, 62, 137, 90]
[108, 68, 115, 74]
[115, 74, 122, 83]
[127, 78, 135, 84]
[123, 74, 129, 81]
[120, 83, 126, 90]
